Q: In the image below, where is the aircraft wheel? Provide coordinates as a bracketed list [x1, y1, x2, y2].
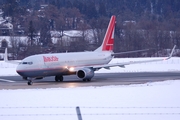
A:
[27, 80, 33, 85]
[55, 76, 59, 82]
[59, 76, 63, 81]
[55, 75, 63, 82]
[83, 79, 91, 82]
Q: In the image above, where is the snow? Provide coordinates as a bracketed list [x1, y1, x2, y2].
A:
[0, 81, 180, 120]
[0, 36, 28, 47]
[51, 29, 96, 44]
[0, 57, 180, 120]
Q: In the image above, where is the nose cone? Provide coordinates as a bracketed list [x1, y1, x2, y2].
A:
[16, 64, 39, 78]
[16, 64, 24, 76]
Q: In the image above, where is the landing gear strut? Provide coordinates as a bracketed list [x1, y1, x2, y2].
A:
[55, 75, 63, 82]
[24, 77, 44, 85]
[22, 77, 33, 85]
[23, 77, 27, 80]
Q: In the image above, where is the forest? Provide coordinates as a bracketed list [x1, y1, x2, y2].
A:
[1, 0, 180, 58]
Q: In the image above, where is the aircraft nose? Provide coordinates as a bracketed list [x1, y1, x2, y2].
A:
[16, 65, 25, 77]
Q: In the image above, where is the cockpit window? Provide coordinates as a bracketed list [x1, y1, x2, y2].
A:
[19, 62, 33, 65]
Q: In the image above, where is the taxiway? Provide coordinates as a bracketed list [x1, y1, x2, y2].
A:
[0, 72, 180, 89]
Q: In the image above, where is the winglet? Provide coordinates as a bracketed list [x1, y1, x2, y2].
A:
[165, 45, 176, 60]
[4, 48, 8, 62]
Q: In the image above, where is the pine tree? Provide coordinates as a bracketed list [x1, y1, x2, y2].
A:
[28, 20, 35, 46]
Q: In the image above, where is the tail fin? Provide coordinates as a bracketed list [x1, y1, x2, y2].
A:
[95, 15, 116, 52]
[4, 48, 8, 62]
[4, 48, 20, 64]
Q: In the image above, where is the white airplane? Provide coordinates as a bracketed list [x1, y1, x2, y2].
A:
[4, 15, 176, 85]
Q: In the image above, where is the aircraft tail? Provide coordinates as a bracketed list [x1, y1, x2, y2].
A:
[95, 15, 116, 52]
[4, 48, 8, 62]
[4, 48, 21, 64]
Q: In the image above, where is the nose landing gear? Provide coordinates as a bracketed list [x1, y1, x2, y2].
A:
[22, 77, 33, 85]
[27, 80, 33, 85]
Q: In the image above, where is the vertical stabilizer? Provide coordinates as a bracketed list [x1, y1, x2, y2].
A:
[4, 48, 8, 62]
[4, 48, 21, 64]
[95, 15, 116, 52]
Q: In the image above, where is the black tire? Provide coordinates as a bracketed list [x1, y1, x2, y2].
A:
[55, 76, 59, 82]
[55, 75, 63, 82]
[59, 76, 63, 81]
[83, 79, 91, 82]
[27, 81, 33, 85]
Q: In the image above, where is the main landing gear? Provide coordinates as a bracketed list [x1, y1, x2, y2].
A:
[83, 79, 91, 82]
[55, 75, 63, 82]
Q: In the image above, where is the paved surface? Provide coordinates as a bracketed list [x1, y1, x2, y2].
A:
[0, 72, 180, 89]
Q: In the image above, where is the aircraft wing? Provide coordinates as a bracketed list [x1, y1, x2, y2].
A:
[92, 45, 176, 70]
[112, 48, 151, 56]
[4, 48, 21, 64]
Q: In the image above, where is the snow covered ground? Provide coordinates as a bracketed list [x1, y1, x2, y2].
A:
[0, 57, 180, 120]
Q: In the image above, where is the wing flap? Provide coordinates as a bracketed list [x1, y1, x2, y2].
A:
[92, 57, 168, 70]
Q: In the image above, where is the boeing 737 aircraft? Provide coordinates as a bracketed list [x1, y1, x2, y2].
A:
[4, 15, 176, 85]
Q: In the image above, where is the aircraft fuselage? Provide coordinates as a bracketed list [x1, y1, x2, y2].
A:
[16, 51, 113, 78]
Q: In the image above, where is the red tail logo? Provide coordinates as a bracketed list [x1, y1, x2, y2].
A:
[102, 16, 115, 51]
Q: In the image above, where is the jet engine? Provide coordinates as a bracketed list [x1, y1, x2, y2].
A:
[76, 68, 94, 79]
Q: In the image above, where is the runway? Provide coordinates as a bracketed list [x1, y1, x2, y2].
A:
[0, 72, 180, 89]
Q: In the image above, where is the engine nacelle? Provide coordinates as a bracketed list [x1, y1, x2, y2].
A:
[76, 68, 94, 79]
